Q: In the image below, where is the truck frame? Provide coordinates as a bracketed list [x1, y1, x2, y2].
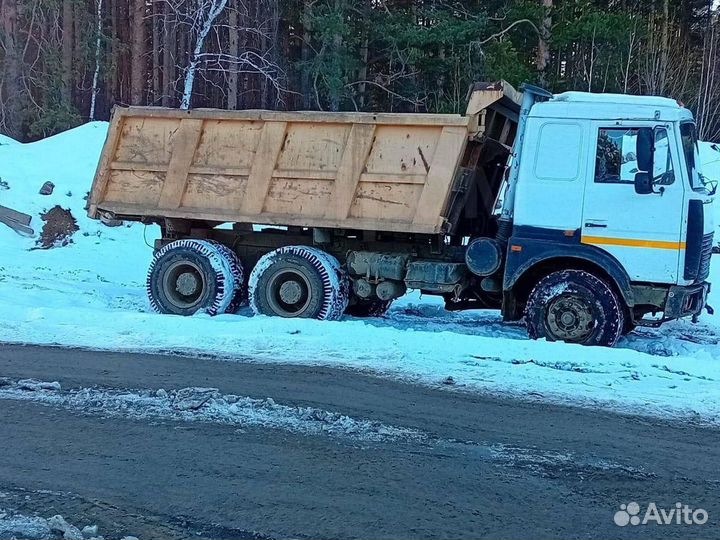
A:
[88, 81, 714, 347]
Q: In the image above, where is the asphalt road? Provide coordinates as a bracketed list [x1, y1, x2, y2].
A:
[0, 343, 719, 539]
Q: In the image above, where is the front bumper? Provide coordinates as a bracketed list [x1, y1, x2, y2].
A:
[631, 281, 710, 327]
[664, 282, 710, 320]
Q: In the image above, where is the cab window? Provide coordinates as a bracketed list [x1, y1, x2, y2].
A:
[594, 128, 675, 185]
[680, 122, 705, 192]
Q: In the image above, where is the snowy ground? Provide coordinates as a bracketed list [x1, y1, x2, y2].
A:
[0, 507, 103, 540]
[1, 123, 720, 424]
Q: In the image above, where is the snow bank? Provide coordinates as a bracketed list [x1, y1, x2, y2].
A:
[0, 134, 18, 146]
[0, 378, 426, 443]
[1, 122, 719, 425]
[0, 510, 100, 540]
[0, 512, 52, 539]
[0, 121, 158, 297]
[700, 141, 720, 182]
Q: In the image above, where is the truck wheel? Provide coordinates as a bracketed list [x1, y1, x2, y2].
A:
[525, 270, 624, 347]
[147, 239, 237, 316]
[249, 246, 349, 320]
[345, 299, 393, 317]
[207, 240, 245, 313]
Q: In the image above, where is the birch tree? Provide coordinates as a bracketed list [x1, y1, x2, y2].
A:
[89, 0, 104, 120]
[179, 0, 227, 109]
[160, 0, 286, 110]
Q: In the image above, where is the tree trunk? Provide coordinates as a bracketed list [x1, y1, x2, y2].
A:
[106, 0, 116, 107]
[536, 0, 552, 83]
[660, 0, 670, 93]
[162, 3, 176, 107]
[89, 0, 104, 120]
[358, 37, 368, 109]
[329, 0, 344, 112]
[152, 1, 161, 103]
[0, 0, 22, 139]
[265, 0, 280, 108]
[300, 0, 312, 109]
[130, 0, 145, 104]
[180, 0, 228, 110]
[62, 0, 74, 106]
[227, 0, 239, 109]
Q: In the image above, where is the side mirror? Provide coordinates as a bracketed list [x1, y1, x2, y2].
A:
[635, 128, 655, 195]
[634, 172, 653, 195]
[637, 127, 654, 173]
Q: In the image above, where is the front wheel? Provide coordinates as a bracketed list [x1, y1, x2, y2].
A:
[525, 270, 624, 347]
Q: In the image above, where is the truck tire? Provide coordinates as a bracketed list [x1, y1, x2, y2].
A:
[345, 299, 393, 317]
[147, 239, 238, 316]
[207, 240, 245, 313]
[249, 246, 349, 320]
[525, 269, 624, 347]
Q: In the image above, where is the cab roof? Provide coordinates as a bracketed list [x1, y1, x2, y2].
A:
[530, 90, 694, 122]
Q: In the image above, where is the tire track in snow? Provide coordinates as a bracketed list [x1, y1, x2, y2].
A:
[384, 302, 720, 360]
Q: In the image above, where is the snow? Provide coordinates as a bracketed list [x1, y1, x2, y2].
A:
[0, 377, 657, 481]
[700, 141, 720, 180]
[1, 123, 719, 425]
[0, 511, 99, 540]
[553, 91, 680, 109]
[0, 134, 18, 147]
[0, 378, 426, 443]
[0, 513, 52, 539]
[700, 141, 720, 241]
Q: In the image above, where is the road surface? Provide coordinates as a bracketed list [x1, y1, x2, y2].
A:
[0, 343, 718, 539]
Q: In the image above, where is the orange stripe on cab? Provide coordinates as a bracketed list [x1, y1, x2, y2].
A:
[582, 236, 686, 250]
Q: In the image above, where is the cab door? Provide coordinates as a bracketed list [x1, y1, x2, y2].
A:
[581, 123, 683, 284]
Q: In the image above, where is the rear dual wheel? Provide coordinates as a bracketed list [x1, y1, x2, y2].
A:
[147, 239, 244, 316]
[148, 242, 389, 323]
[249, 246, 349, 320]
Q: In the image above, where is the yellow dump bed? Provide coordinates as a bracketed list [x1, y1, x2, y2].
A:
[88, 82, 520, 234]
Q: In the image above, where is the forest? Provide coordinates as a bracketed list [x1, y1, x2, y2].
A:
[0, 0, 718, 143]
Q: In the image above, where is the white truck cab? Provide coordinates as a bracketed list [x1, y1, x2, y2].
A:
[501, 88, 714, 342]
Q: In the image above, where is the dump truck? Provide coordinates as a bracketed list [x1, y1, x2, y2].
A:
[88, 82, 715, 347]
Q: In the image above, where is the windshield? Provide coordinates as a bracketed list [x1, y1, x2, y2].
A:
[680, 122, 706, 192]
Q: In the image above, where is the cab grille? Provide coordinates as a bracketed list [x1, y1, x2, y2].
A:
[698, 233, 713, 282]
[684, 200, 707, 283]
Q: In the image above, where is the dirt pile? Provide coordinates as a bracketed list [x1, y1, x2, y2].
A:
[37, 206, 79, 248]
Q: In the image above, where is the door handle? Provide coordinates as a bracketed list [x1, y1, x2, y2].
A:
[584, 222, 607, 228]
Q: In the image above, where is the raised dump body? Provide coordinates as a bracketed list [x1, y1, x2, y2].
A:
[88, 82, 521, 235]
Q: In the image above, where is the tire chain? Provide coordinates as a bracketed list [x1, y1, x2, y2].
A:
[249, 245, 349, 321]
[146, 239, 236, 316]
